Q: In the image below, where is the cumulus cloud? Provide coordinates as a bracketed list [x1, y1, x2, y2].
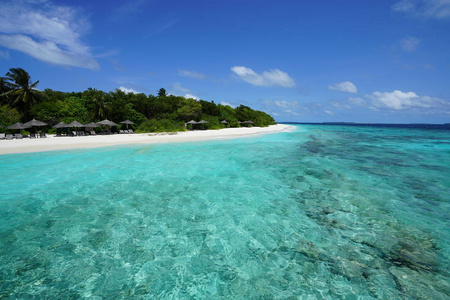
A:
[348, 97, 366, 106]
[170, 82, 199, 100]
[400, 36, 420, 52]
[231, 66, 296, 88]
[392, 0, 450, 19]
[328, 81, 357, 93]
[178, 70, 207, 80]
[220, 101, 237, 108]
[0, 0, 99, 70]
[368, 90, 449, 110]
[184, 93, 199, 100]
[119, 86, 139, 94]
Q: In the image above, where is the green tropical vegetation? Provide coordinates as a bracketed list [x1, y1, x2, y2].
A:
[0, 68, 276, 133]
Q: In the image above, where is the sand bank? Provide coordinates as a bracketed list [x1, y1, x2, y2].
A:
[0, 124, 295, 155]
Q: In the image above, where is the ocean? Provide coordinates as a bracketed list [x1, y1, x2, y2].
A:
[0, 124, 448, 299]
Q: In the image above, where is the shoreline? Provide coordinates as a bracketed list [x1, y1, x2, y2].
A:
[0, 124, 295, 155]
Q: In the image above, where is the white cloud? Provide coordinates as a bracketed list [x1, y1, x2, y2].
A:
[0, 49, 9, 59]
[220, 101, 237, 108]
[328, 81, 357, 93]
[400, 36, 420, 52]
[170, 82, 199, 100]
[119, 86, 139, 94]
[231, 66, 296, 88]
[324, 110, 334, 115]
[0, 0, 99, 70]
[392, 0, 450, 19]
[171, 82, 191, 94]
[348, 97, 366, 106]
[184, 93, 199, 100]
[368, 90, 449, 110]
[179, 70, 207, 80]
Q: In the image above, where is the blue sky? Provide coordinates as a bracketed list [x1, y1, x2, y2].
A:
[1, 0, 449, 123]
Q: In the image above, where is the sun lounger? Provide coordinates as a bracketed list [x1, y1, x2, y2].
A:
[90, 131, 97, 135]
[119, 130, 125, 134]
[72, 131, 77, 136]
[40, 132, 47, 138]
[30, 132, 36, 139]
[6, 134, 13, 140]
[15, 134, 23, 139]
[128, 129, 134, 133]
[0, 133, 5, 140]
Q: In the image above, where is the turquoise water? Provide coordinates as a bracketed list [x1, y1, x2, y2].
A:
[0, 125, 449, 299]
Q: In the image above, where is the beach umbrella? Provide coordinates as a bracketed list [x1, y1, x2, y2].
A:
[67, 121, 85, 127]
[186, 120, 198, 124]
[66, 121, 85, 136]
[23, 118, 48, 135]
[220, 120, 228, 124]
[52, 122, 67, 128]
[23, 119, 47, 127]
[83, 122, 100, 128]
[198, 120, 209, 130]
[7, 122, 30, 130]
[98, 119, 119, 126]
[53, 121, 68, 136]
[120, 120, 135, 129]
[245, 120, 254, 124]
[97, 119, 118, 133]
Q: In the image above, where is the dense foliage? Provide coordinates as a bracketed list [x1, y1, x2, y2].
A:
[0, 68, 276, 133]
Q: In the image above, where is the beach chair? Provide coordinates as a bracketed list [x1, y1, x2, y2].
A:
[72, 131, 77, 136]
[0, 133, 5, 139]
[30, 132, 37, 139]
[128, 129, 134, 134]
[40, 132, 47, 138]
[119, 130, 125, 134]
[90, 131, 97, 135]
[15, 134, 23, 139]
[6, 134, 13, 140]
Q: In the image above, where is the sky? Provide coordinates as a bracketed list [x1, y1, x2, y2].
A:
[1, 0, 450, 124]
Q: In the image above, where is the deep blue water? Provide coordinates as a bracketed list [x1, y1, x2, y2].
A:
[0, 124, 449, 299]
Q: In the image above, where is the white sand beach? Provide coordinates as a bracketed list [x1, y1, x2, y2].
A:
[0, 124, 295, 155]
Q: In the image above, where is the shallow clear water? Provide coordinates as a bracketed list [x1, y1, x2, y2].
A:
[0, 125, 449, 299]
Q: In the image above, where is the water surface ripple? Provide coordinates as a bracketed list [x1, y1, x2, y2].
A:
[0, 125, 449, 299]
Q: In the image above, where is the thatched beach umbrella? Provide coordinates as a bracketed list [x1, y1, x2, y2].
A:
[52, 122, 67, 128]
[120, 120, 135, 129]
[220, 120, 228, 124]
[23, 118, 48, 136]
[198, 120, 209, 130]
[185, 120, 198, 130]
[66, 121, 84, 136]
[83, 122, 100, 128]
[67, 121, 85, 128]
[98, 119, 118, 126]
[24, 119, 47, 127]
[7, 122, 30, 130]
[98, 119, 118, 132]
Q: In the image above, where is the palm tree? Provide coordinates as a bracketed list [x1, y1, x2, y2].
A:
[1, 68, 42, 119]
[90, 94, 112, 120]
